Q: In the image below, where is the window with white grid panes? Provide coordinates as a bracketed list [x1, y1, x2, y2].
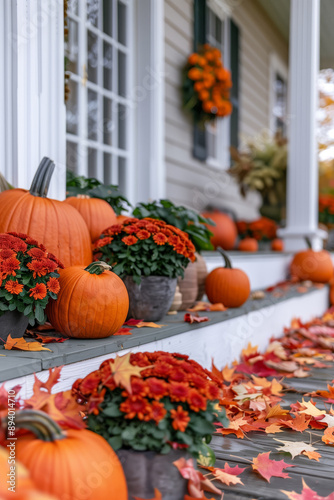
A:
[206, 6, 230, 169]
[65, 0, 132, 190]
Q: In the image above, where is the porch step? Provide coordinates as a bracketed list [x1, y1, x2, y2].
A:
[2, 284, 329, 398]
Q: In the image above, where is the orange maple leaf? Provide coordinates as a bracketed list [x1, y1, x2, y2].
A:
[4, 335, 51, 351]
[302, 450, 321, 461]
[282, 479, 334, 500]
[265, 404, 290, 419]
[135, 322, 165, 328]
[134, 489, 162, 500]
[111, 353, 153, 394]
[252, 451, 294, 482]
[265, 423, 284, 434]
[322, 426, 334, 445]
[280, 414, 310, 433]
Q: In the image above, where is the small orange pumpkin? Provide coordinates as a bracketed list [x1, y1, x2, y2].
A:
[205, 248, 250, 307]
[47, 261, 129, 338]
[201, 210, 237, 250]
[65, 195, 117, 242]
[271, 238, 284, 252]
[0, 158, 92, 267]
[290, 238, 333, 283]
[117, 214, 129, 224]
[8, 410, 128, 500]
[238, 238, 258, 252]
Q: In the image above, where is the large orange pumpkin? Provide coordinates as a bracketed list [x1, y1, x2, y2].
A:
[205, 248, 250, 307]
[47, 261, 129, 338]
[11, 410, 127, 500]
[65, 195, 117, 242]
[201, 210, 237, 250]
[0, 158, 92, 267]
[238, 238, 258, 252]
[290, 239, 333, 283]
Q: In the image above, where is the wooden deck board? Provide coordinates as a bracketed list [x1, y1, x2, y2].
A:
[208, 362, 334, 499]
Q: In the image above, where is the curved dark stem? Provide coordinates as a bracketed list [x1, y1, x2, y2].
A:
[1, 409, 65, 442]
[217, 247, 232, 269]
[29, 157, 55, 198]
[84, 261, 111, 275]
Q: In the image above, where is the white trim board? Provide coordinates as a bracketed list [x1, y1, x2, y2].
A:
[4, 286, 328, 399]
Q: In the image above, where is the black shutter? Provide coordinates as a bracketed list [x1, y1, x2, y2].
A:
[229, 19, 240, 151]
[193, 0, 207, 161]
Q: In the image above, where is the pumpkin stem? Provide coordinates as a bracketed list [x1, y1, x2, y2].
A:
[305, 236, 312, 249]
[1, 410, 66, 442]
[29, 157, 55, 198]
[217, 247, 232, 269]
[84, 261, 112, 275]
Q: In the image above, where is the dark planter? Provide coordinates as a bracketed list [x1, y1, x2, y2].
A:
[123, 276, 177, 321]
[0, 310, 29, 342]
[116, 449, 189, 500]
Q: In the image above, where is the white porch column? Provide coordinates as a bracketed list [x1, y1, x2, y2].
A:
[279, 0, 326, 251]
[0, 0, 66, 200]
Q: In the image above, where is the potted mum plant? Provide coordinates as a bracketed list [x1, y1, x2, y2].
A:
[133, 200, 215, 308]
[0, 232, 63, 341]
[93, 217, 196, 321]
[72, 350, 228, 500]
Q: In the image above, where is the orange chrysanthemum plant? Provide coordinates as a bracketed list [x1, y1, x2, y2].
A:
[183, 44, 232, 124]
[72, 351, 228, 461]
[236, 217, 278, 242]
[93, 217, 196, 284]
[0, 232, 63, 325]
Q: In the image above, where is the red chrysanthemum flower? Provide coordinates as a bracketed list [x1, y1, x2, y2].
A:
[169, 368, 188, 383]
[27, 248, 47, 259]
[1, 257, 20, 277]
[0, 249, 16, 260]
[150, 401, 167, 423]
[122, 235, 138, 246]
[190, 374, 208, 390]
[130, 378, 148, 398]
[206, 381, 220, 400]
[168, 235, 180, 246]
[135, 220, 148, 229]
[29, 282, 47, 300]
[137, 229, 151, 240]
[169, 382, 190, 402]
[11, 238, 27, 253]
[27, 260, 48, 278]
[153, 233, 168, 246]
[187, 389, 207, 412]
[146, 377, 168, 400]
[120, 396, 151, 421]
[4, 280, 24, 295]
[47, 277, 60, 294]
[99, 362, 116, 391]
[77, 371, 101, 396]
[87, 388, 107, 415]
[107, 224, 123, 235]
[174, 242, 186, 255]
[124, 225, 138, 234]
[146, 223, 159, 233]
[47, 253, 64, 269]
[161, 228, 173, 237]
[42, 258, 58, 273]
[93, 237, 113, 250]
[153, 362, 172, 379]
[170, 405, 190, 432]
[25, 236, 39, 246]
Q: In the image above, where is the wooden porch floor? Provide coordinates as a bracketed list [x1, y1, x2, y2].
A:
[208, 343, 334, 498]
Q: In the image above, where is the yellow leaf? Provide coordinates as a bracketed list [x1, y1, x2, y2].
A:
[110, 352, 152, 394]
[299, 399, 326, 418]
[135, 322, 165, 328]
[4, 335, 51, 352]
[302, 450, 321, 461]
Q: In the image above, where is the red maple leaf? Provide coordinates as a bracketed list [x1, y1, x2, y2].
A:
[252, 451, 294, 482]
[282, 479, 334, 500]
[184, 313, 210, 324]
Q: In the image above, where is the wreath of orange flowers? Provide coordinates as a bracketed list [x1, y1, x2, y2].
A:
[183, 44, 233, 122]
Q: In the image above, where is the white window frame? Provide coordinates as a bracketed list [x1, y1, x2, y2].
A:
[205, 2, 231, 170]
[269, 52, 289, 136]
[65, 0, 135, 201]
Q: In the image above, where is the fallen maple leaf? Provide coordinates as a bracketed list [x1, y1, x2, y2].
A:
[173, 457, 201, 487]
[299, 399, 326, 418]
[135, 321, 165, 328]
[302, 450, 321, 461]
[4, 335, 51, 351]
[25, 330, 69, 343]
[252, 451, 294, 482]
[114, 327, 133, 336]
[274, 438, 318, 459]
[280, 414, 310, 432]
[265, 423, 284, 434]
[110, 352, 152, 394]
[187, 301, 226, 312]
[265, 404, 290, 419]
[282, 479, 334, 500]
[322, 426, 334, 445]
[213, 469, 243, 486]
[184, 313, 210, 324]
[134, 489, 162, 500]
[124, 318, 143, 326]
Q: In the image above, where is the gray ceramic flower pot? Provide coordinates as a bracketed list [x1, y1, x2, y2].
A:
[123, 276, 177, 321]
[0, 310, 29, 342]
[116, 449, 189, 500]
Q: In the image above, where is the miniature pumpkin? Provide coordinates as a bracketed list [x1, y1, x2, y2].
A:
[0, 158, 92, 267]
[205, 248, 250, 307]
[47, 261, 129, 338]
[65, 195, 117, 242]
[10, 410, 127, 500]
[201, 210, 237, 250]
[290, 238, 333, 283]
[117, 214, 129, 223]
[238, 238, 258, 252]
[271, 238, 284, 251]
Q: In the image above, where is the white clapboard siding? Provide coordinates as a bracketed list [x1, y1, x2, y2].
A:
[163, 0, 288, 219]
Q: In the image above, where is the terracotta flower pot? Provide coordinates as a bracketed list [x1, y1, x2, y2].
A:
[116, 449, 189, 500]
[178, 261, 198, 310]
[0, 310, 29, 342]
[123, 276, 177, 321]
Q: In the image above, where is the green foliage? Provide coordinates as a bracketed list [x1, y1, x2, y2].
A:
[66, 170, 131, 216]
[133, 199, 214, 253]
